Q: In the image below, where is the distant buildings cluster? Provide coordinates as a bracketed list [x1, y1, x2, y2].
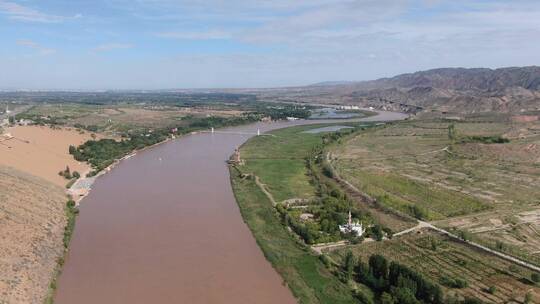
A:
[337, 105, 360, 110]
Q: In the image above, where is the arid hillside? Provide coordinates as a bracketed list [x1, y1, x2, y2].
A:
[256, 66, 540, 116]
[0, 166, 66, 304]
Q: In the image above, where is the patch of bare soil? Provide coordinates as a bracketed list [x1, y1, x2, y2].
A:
[0, 166, 66, 304]
[0, 126, 92, 186]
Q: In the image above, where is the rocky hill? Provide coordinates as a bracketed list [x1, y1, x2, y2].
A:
[360, 66, 540, 92]
[340, 67, 540, 115]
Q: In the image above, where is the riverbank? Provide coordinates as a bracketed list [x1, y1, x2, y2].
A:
[228, 123, 385, 303]
[230, 171, 357, 303]
[67, 135, 177, 204]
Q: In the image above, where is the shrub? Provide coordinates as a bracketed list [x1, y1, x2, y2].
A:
[343, 251, 356, 280]
[408, 205, 427, 220]
[439, 276, 468, 289]
[369, 225, 384, 241]
[319, 254, 332, 268]
[322, 163, 334, 178]
[531, 273, 540, 283]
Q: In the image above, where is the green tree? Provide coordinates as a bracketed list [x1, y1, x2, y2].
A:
[343, 250, 356, 281]
[380, 292, 395, 304]
[448, 123, 456, 141]
[369, 254, 388, 280]
[391, 287, 420, 304]
[524, 292, 533, 304]
[370, 225, 384, 241]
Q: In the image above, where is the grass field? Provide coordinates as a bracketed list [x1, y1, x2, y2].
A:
[240, 125, 327, 202]
[331, 231, 540, 303]
[230, 172, 357, 304]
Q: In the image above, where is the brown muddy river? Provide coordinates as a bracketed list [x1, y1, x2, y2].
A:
[54, 111, 406, 304]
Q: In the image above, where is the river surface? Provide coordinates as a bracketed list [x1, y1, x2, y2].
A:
[54, 110, 407, 304]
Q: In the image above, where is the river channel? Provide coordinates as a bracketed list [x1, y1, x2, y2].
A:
[54, 110, 407, 304]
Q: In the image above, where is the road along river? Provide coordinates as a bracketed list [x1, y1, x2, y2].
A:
[54, 110, 407, 304]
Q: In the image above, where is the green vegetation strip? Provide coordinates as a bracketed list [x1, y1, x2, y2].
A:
[44, 199, 78, 304]
[230, 172, 356, 304]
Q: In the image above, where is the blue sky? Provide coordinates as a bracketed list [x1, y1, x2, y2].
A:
[0, 0, 539, 90]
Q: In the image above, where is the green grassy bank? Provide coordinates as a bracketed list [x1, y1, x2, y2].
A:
[230, 172, 357, 304]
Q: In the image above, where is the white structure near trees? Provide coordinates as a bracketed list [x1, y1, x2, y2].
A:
[339, 211, 365, 236]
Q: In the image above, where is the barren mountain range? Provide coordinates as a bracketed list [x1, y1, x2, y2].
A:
[259, 66, 540, 116]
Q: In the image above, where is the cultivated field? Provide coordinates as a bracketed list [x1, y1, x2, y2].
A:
[331, 231, 540, 303]
[16, 103, 245, 135]
[330, 117, 540, 265]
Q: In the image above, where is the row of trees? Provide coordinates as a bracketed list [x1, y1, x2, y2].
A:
[252, 105, 311, 120]
[70, 114, 262, 175]
[348, 254, 443, 304]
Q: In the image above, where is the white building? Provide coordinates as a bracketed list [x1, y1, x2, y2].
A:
[339, 211, 365, 236]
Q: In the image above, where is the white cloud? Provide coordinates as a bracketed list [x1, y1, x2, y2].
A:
[16, 39, 56, 55]
[156, 30, 231, 40]
[0, 1, 81, 23]
[92, 43, 134, 52]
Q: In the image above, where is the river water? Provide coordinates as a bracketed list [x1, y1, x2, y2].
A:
[54, 110, 407, 304]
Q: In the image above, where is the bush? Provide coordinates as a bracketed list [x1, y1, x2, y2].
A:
[408, 205, 428, 220]
[457, 230, 471, 241]
[369, 225, 384, 241]
[531, 273, 540, 283]
[72, 171, 80, 179]
[439, 276, 468, 289]
[459, 135, 509, 144]
[322, 163, 334, 178]
[355, 290, 374, 304]
[319, 254, 332, 268]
